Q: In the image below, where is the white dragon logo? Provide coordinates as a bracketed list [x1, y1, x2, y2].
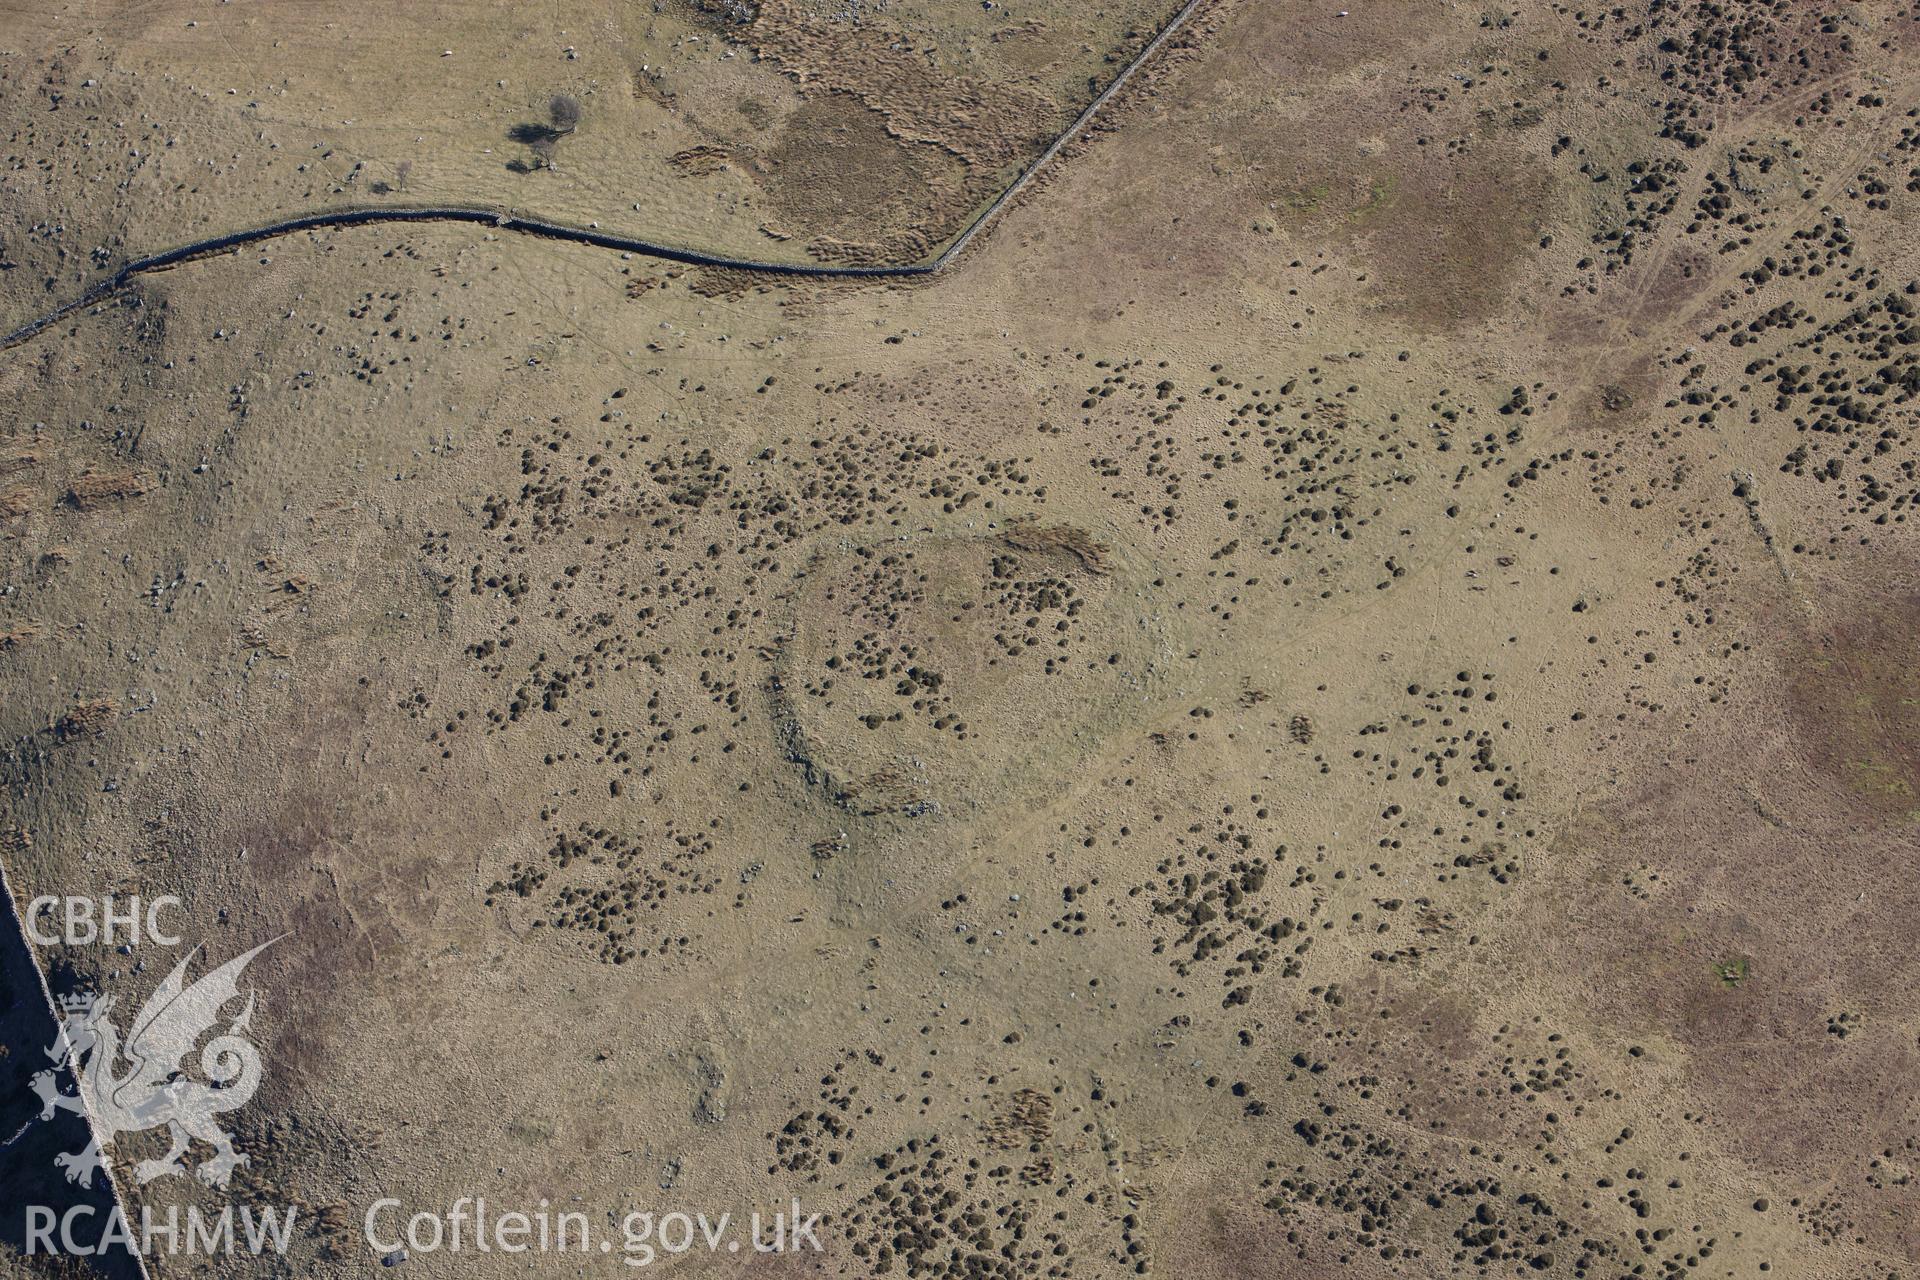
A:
[30, 938, 278, 1190]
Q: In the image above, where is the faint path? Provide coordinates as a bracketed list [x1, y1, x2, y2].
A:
[0, 0, 1207, 353]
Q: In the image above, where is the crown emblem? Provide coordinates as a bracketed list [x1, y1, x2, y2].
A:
[57, 992, 95, 1013]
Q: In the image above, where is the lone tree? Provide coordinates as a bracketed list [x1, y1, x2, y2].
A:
[511, 94, 583, 170]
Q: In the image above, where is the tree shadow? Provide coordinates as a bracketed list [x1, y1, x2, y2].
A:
[507, 98, 579, 172]
[506, 122, 559, 172]
[507, 123, 562, 147]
